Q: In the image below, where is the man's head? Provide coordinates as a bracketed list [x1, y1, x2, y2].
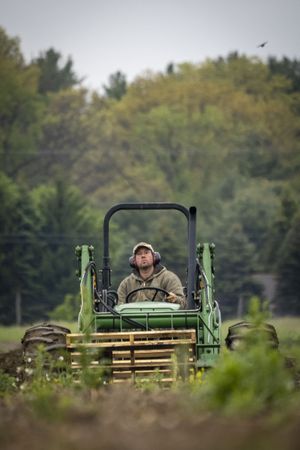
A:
[130, 242, 161, 269]
[132, 242, 154, 254]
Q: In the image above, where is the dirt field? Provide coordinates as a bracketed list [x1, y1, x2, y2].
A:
[0, 345, 23, 375]
[0, 347, 300, 450]
[0, 384, 300, 450]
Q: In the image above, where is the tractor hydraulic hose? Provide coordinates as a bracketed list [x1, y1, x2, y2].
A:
[82, 261, 98, 287]
[94, 289, 150, 330]
[198, 261, 215, 342]
[196, 312, 219, 344]
[82, 262, 149, 330]
[214, 300, 222, 325]
[198, 262, 212, 309]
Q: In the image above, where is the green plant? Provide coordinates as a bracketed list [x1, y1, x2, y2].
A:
[77, 346, 109, 389]
[48, 293, 80, 322]
[25, 383, 73, 421]
[245, 296, 271, 326]
[199, 344, 292, 416]
[20, 346, 75, 420]
[188, 298, 295, 416]
[135, 369, 165, 392]
[0, 370, 17, 397]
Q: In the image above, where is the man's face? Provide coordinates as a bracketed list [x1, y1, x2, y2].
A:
[134, 247, 154, 270]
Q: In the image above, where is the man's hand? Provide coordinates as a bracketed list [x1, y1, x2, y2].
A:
[165, 292, 177, 303]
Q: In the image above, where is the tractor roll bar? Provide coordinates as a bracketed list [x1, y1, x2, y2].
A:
[102, 203, 197, 309]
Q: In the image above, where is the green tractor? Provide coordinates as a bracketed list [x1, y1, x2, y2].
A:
[21, 202, 277, 383]
[71, 203, 221, 382]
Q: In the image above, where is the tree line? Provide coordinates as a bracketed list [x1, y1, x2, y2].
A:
[0, 26, 299, 324]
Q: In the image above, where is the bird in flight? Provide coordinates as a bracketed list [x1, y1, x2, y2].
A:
[257, 41, 268, 48]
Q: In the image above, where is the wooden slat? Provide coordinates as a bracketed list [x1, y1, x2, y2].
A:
[67, 331, 195, 347]
[71, 362, 173, 369]
[112, 378, 174, 384]
[111, 357, 193, 366]
[67, 329, 195, 340]
[70, 349, 193, 361]
[71, 359, 194, 369]
[67, 339, 194, 349]
[67, 329, 196, 383]
[112, 368, 172, 376]
[112, 348, 193, 358]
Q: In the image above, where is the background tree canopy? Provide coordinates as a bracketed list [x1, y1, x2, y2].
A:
[0, 27, 299, 323]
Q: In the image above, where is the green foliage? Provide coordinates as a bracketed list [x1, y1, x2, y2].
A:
[48, 293, 80, 321]
[26, 386, 72, 421]
[0, 171, 100, 324]
[276, 212, 300, 314]
[22, 343, 107, 397]
[26, 179, 100, 321]
[103, 71, 127, 100]
[32, 47, 80, 94]
[77, 348, 108, 389]
[189, 298, 294, 416]
[0, 27, 24, 65]
[0, 174, 40, 324]
[214, 222, 261, 316]
[198, 344, 292, 416]
[135, 369, 165, 392]
[268, 56, 300, 93]
[0, 28, 43, 179]
[22, 348, 73, 421]
[1, 26, 300, 322]
[22, 87, 93, 189]
[0, 370, 17, 396]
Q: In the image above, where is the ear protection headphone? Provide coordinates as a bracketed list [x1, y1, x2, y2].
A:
[129, 251, 161, 268]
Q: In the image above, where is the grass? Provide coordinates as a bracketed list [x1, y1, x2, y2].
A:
[222, 316, 300, 345]
[1, 317, 300, 349]
[0, 321, 77, 350]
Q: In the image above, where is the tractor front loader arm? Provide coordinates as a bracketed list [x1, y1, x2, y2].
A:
[196, 243, 220, 364]
[75, 245, 96, 334]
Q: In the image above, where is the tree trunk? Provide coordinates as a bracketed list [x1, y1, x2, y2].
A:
[15, 288, 22, 325]
[237, 295, 243, 318]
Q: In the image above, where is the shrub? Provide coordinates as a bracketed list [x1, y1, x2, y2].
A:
[0, 370, 17, 397]
[189, 297, 295, 416]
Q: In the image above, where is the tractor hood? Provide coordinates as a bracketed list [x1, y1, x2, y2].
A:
[114, 301, 181, 314]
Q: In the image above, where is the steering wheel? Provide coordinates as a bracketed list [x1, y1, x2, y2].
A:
[125, 287, 170, 303]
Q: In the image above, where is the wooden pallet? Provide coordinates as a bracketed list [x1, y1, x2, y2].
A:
[66, 329, 196, 383]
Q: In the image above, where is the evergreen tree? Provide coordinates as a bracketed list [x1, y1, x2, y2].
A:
[103, 71, 127, 100]
[0, 28, 42, 179]
[0, 174, 39, 324]
[28, 88, 90, 185]
[32, 48, 80, 93]
[28, 179, 99, 321]
[268, 56, 300, 93]
[275, 213, 300, 315]
[214, 222, 262, 318]
[0, 26, 24, 65]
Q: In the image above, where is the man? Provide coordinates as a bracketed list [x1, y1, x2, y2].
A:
[117, 242, 186, 308]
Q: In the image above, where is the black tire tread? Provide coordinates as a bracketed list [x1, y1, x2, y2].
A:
[225, 321, 279, 350]
[22, 322, 71, 359]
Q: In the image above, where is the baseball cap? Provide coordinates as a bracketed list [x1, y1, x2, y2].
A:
[133, 242, 154, 254]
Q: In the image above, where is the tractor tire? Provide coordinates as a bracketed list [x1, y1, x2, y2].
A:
[225, 321, 279, 351]
[21, 322, 71, 364]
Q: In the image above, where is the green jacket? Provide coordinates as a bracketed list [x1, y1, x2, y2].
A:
[117, 264, 186, 308]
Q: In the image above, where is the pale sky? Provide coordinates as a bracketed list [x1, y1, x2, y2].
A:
[1, 0, 300, 92]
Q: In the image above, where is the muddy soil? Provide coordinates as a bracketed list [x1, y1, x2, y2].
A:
[0, 346, 23, 376]
[0, 386, 300, 450]
[0, 348, 300, 450]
